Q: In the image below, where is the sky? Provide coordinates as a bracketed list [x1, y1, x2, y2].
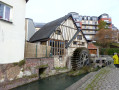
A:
[26, 0, 119, 29]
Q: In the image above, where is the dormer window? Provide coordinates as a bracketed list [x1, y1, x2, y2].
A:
[55, 28, 62, 35]
[0, 2, 12, 22]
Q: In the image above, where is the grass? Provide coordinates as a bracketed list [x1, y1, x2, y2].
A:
[55, 67, 67, 71]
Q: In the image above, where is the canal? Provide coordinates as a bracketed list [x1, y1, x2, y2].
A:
[12, 73, 87, 90]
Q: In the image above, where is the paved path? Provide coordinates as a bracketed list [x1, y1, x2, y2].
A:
[77, 65, 119, 90]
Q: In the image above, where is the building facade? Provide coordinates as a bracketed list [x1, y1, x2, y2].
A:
[69, 12, 115, 42]
[29, 14, 88, 67]
[0, 0, 28, 63]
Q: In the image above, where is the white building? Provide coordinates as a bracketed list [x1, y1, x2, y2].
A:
[0, 0, 28, 63]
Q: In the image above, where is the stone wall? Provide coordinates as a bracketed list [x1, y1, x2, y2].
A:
[25, 58, 54, 74]
[0, 57, 54, 89]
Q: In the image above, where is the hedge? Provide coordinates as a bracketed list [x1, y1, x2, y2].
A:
[100, 48, 119, 55]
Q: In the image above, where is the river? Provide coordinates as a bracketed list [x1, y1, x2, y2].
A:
[12, 73, 87, 90]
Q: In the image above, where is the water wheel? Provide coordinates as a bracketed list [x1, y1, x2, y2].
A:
[71, 47, 90, 70]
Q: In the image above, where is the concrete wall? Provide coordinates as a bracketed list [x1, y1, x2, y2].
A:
[0, 0, 26, 63]
[25, 18, 36, 41]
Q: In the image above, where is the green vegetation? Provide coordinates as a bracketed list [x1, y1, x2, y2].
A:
[13, 62, 19, 66]
[18, 60, 25, 67]
[100, 48, 119, 55]
[35, 64, 48, 69]
[23, 74, 38, 78]
[13, 60, 25, 67]
[85, 67, 110, 90]
[68, 65, 100, 76]
[98, 20, 107, 30]
[40, 73, 47, 78]
[94, 20, 113, 48]
[111, 43, 119, 47]
[55, 67, 67, 71]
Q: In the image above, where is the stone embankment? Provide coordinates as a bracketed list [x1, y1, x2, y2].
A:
[0, 58, 70, 90]
[0, 58, 54, 90]
[66, 64, 118, 90]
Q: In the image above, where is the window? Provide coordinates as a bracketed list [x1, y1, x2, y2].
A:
[82, 42, 85, 46]
[73, 41, 77, 45]
[88, 17, 90, 20]
[75, 18, 80, 22]
[77, 35, 82, 40]
[65, 40, 68, 45]
[49, 40, 65, 56]
[0, 2, 12, 21]
[92, 17, 97, 21]
[104, 20, 110, 23]
[55, 30, 62, 35]
[102, 15, 108, 18]
[84, 17, 87, 20]
[76, 23, 80, 27]
[79, 16, 82, 21]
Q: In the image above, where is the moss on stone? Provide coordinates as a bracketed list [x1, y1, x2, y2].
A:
[85, 67, 110, 90]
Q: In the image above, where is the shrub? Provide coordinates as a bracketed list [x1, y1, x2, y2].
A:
[81, 66, 92, 72]
[100, 48, 119, 55]
[13, 62, 18, 66]
[18, 60, 25, 67]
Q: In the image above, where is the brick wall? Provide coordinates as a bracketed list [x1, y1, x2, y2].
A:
[25, 58, 54, 73]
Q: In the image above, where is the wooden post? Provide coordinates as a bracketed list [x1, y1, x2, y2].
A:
[36, 44, 37, 58]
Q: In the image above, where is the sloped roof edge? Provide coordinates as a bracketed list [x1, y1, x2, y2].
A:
[29, 14, 87, 44]
[29, 14, 71, 42]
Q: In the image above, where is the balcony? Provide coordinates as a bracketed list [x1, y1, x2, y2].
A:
[82, 23, 98, 26]
[82, 27, 98, 30]
[104, 20, 111, 24]
[83, 32, 96, 35]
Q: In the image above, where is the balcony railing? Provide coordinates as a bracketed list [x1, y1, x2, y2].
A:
[83, 32, 96, 34]
[82, 23, 98, 25]
[82, 27, 98, 30]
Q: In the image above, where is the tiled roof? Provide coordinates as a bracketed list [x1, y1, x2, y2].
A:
[88, 43, 97, 49]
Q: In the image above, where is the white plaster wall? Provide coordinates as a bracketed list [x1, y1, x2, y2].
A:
[0, 0, 26, 63]
[25, 19, 36, 41]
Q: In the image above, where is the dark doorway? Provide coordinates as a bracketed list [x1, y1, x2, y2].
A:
[39, 67, 47, 78]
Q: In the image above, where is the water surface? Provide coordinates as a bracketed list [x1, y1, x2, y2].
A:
[12, 73, 87, 90]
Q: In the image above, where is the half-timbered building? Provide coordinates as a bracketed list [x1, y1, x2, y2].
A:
[29, 14, 88, 67]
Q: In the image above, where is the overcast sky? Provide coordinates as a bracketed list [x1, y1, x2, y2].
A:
[26, 0, 119, 28]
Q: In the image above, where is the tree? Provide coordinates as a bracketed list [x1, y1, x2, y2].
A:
[94, 20, 114, 48]
[98, 20, 108, 30]
[95, 29, 113, 48]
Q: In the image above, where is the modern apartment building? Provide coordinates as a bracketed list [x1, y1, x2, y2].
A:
[69, 12, 114, 42]
[98, 13, 112, 28]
